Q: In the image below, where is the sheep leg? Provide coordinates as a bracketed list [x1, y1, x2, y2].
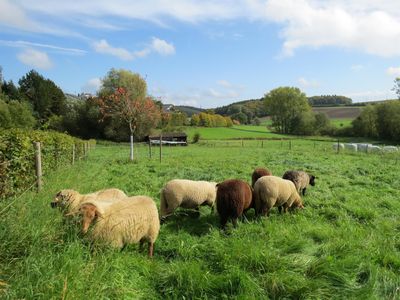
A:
[220, 217, 228, 229]
[139, 239, 145, 253]
[302, 188, 306, 196]
[278, 206, 282, 214]
[232, 218, 238, 228]
[148, 242, 154, 258]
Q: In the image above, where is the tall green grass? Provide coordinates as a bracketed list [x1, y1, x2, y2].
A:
[1, 141, 399, 299]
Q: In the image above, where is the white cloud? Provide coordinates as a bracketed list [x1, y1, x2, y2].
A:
[298, 77, 319, 88]
[0, 39, 86, 55]
[93, 38, 175, 60]
[93, 39, 134, 60]
[5, 1, 400, 57]
[386, 66, 400, 77]
[81, 77, 102, 94]
[17, 48, 53, 69]
[217, 79, 232, 88]
[150, 37, 175, 55]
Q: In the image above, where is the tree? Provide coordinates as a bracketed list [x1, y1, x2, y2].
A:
[352, 105, 378, 138]
[394, 77, 400, 99]
[264, 87, 310, 134]
[19, 70, 66, 125]
[98, 87, 160, 160]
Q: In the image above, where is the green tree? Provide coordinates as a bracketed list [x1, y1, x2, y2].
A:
[264, 87, 310, 134]
[98, 69, 161, 160]
[352, 105, 378, 138]
[394, 77, 400, 99]
[18, 70, 66, 124]
[0, 99, 12, 128]
[8, 101, 36, 128]
[2, 80, 20, 100]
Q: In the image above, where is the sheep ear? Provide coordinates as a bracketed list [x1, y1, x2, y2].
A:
[94, 207, 103, 218]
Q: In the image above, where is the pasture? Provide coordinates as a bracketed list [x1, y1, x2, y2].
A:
[1, 140, 400, 299]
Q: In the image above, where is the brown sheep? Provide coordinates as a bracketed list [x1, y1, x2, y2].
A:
[251, 167, 272, 187]
[282, 170, 315, 196]
[216, 179, 253, 229]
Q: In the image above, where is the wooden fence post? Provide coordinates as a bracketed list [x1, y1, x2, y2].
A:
[262, 140, 264, 148]
[34, 142, 43, 192]
[159, 135, 162, 163]
[337, 139, 340, 154]
[72, 144, 75, 165]
[149, 140, 152, 158]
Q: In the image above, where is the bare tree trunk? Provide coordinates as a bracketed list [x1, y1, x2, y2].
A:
[130, 134, 134, 161]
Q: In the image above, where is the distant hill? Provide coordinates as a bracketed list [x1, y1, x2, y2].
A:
[174, 105, 205, 116]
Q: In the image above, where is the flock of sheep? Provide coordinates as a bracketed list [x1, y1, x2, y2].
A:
[51, 168, 315, 257]
[333, 142, 398, 153]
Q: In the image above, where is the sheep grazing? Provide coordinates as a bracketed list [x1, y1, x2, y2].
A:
[282, 170, 315, 196]
[253, 176, 303, 217]
[79, 196, 160, 257]
[51, 188, 127, 215]
[251, 167, 272, 187]
[216, 179, 253, 229]
[160, 179, 217, 219]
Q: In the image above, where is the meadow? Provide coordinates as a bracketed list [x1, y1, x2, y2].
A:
[1, 138, 400, 299]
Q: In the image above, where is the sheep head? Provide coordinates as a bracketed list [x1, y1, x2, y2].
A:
[292, 196, 304, 209]
[80, 203, 102, 234]
[51, 189, 75, 209]
[309, 175, 316, 186]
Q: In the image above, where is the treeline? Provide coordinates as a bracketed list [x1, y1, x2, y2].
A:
[308, 95, 352, 106]
[214, 99, 266, 125]
[190, 112, 233, 127]
[352, 101, 400, 141]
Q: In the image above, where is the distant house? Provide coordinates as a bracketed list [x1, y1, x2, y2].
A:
[162, 104, 175, 113]
[147, 132, 188, 146]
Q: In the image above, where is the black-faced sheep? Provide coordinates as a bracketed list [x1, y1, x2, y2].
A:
[282, 170, 315, 196]
[79, 196, 160, 257]
[251, 167, 272, 187]
[253, 176, 304, 217]
[160, 179, 217, 219]
[51, 188, 127, 215]
[216, 179, 253, 229]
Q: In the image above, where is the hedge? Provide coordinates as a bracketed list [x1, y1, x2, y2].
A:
[0, 129, 95, 199]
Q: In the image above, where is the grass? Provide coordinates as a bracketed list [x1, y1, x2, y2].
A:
[1, 140, 400, 299]
[331, 118, 353, 128]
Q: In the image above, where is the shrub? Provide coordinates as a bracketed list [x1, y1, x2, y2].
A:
[192, 132, 201, 144]
[0, 129, 94, 199]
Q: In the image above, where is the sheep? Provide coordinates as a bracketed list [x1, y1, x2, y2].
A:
[253, 176, 303, 217]
[216, 179, 253, 229]
[344, 143, 358, 151]
[79, 196, 160, 257]
[51, 188, 127, 215]
[282, 170, 315, 196]
[160, 179, 217, 219]
[251, 167, 272, 187]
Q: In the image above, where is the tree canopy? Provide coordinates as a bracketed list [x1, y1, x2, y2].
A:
[264, 87, 311, 134]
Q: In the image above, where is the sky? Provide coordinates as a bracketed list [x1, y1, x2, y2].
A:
[0, 0, 400, 108]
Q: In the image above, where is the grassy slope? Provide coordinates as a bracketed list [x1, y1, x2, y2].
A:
[1, 141, 400, 299]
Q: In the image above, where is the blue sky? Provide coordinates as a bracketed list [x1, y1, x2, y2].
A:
[0, 0, 399, 108]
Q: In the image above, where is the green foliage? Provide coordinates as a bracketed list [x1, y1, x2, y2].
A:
[18, 70, 66, 125]
[1, 80, 20, 100]
[0, 129, 92, 198]
[264, 86, 311, 134]
[215, 99, 266, 124]
[191, 112, 233, 127]
[168, 112, 188, 127]
[308, 95, 352, 106]
[1, 142, 399, 298]
[192, 132, 201, 143]
[352, 101, 400, 141]
[0, 100, 36, 129]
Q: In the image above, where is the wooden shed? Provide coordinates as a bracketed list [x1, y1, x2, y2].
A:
[147, 132, 188, 146]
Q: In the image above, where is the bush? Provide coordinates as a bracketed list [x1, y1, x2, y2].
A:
[0, 129, 94, 199]
[192, 132, 201, 144]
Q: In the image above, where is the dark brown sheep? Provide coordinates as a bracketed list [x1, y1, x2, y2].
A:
[282, 170, 315, 196]
[251, 167, 272, 187]
[216, 179, 253, 229]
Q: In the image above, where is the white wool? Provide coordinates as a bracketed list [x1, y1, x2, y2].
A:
[160, 179, 217, 217]
[83, 196, 160, 249]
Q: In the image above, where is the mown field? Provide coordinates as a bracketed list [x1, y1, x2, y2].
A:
[1, 140, 400, 299]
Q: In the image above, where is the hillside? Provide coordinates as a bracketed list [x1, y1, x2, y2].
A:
[312, 106, 361, 119]
[175, 105, 205, 116]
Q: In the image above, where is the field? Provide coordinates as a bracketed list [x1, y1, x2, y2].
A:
[312, 106, 361, 119]
[1, 140, 400, 299]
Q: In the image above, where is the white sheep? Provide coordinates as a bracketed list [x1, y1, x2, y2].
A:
[79, 196, 160, 257]
[253, 176, 303, 216]
[51, 188, 127, 215]
[344, 143, 358, 151]
[382, 146, 398, 152]
[160, 179, 217, 218]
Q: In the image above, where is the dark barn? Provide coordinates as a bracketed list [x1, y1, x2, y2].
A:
[147, 132, 188, 146]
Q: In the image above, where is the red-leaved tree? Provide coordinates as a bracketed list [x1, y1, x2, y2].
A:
[98, 87, 161, 160]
